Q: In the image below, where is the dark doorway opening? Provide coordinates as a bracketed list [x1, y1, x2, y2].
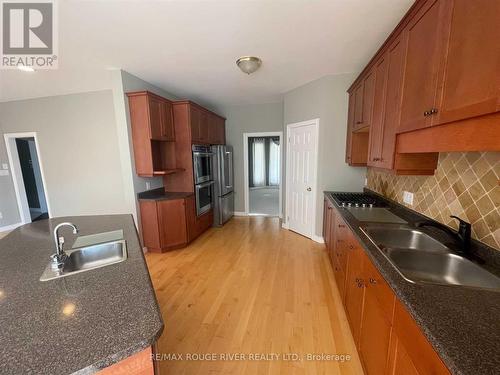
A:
[15, 138, 48, 222]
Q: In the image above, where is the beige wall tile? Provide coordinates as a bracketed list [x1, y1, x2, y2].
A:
[367, 152, 500, 250]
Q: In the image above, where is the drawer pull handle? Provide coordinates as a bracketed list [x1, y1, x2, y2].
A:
[338, 224, 346, 228]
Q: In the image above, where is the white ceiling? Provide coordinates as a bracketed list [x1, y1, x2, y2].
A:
[0, 0, 413, 108]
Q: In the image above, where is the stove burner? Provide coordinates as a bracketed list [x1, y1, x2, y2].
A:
[331, 192, 386, 208]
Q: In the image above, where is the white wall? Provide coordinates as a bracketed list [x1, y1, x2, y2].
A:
[218, 102, 284, 213]
[283, 74, 366, 238]
[0, 90, 129, 227]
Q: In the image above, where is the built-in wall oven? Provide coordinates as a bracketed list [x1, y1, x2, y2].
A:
[195, 180, 214, 216]
[193, 145, 214, 216]
[192, 145, 213, 184]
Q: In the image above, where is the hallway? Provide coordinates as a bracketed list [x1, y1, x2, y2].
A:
[145, 217, 363, 375]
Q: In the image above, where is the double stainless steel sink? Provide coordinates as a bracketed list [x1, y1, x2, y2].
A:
[361, 225, 500, 290]
[40, 240, 127, 281]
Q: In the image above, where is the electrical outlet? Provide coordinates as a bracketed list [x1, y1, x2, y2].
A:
[364, 177, 368, 186]
[145, 182, 151, 190]
[403, 191, 414, 206]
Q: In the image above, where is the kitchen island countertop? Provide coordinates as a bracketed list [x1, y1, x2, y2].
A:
[0, 215, 163, 374]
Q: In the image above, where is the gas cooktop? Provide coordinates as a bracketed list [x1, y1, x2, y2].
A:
[330, 192, 387, 208]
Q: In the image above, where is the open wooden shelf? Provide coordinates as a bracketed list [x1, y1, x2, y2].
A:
[152, 168, 185, 176]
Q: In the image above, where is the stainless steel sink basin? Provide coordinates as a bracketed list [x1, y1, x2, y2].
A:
[384, 249, 500, 289]
[361, 225, 500, 290]
[362, 225, 450, 252]
[40, 240, 127, 281]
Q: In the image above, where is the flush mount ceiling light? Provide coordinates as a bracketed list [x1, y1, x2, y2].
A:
[236, 56, 262, 75]
[17, 66, 35, 72]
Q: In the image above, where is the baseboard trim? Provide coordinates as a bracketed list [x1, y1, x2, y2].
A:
[0, 222, 23, 233]
[281, 222, 289, 229]
[234, 211, 247, 216]
[312, 235, 324, 244]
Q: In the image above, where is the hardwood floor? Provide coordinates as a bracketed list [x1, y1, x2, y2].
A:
[145, 217, 363, 375]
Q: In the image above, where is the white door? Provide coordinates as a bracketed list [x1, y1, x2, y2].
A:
[287, 122, 318, 238]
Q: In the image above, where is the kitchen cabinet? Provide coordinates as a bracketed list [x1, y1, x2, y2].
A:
[185, 195, 213, 243]
[343, 242, 365, 345]
[189, 104, 226, 145]
[139, 198, 189, 252]
[367, 55, 389, 167]
[398, 0, 448, 133]
[358, 255, 396, 375]
[347, 0, 500, 172]
[379, 34, 406, 170]
[433, 0, 500, 126]
[390, 300, 450, 375]
[127, 91, 180, 176]
[322, 197, 450, 375]
[346, 92, 370, 166]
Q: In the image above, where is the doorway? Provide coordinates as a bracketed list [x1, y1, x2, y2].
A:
[285, 119, 319, 240]
[4, 133, 51, 224]
[243, 132, 282, 217]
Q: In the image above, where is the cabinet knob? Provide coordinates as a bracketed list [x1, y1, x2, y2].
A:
[356, 121, 363, 124]
[338, 224, 346, 228]
[369, 278, 377, 284]
[349, 244, 354, 250]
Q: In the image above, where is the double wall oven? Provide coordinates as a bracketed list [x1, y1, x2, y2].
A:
[192, 145, 214, 216]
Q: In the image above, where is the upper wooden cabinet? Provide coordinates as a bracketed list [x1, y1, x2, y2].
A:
[433, 0, 500, 125]
[346, 0, 500, 173]
[129, 91, 175, 142]
[180, 102, 226, 145]
[398, 0, 448, 133]
[127, 91, 180, 176]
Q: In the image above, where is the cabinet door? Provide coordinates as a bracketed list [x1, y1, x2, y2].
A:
[345, 92, 355, 164]
[399, 0, 448, 133]
[343, 245, 365, 345]
[379, 34, 407, 170]
[353, 82, 364, 130]
[199, 111, 209, 143]
[368, 55, 389, 167]
[157, 199, 187, 248]
[361, 70, 376, 129]
[216, 117, 226, 145]
[190, 106, 201, 143]
[359, 288, 393, 375]
[148, 96, 164, 140]
[387, 336, 419, 375]
[434, 0, 500, 125]
[162, 100, 175, 141]
[323, 199, 332, 252]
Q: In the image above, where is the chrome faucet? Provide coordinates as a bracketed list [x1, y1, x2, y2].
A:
[51, 222, 78, 267]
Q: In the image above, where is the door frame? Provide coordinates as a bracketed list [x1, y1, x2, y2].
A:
[4, 132, 52, 225]
[243, 131, 283, 217]
[285, 118, 320, 240]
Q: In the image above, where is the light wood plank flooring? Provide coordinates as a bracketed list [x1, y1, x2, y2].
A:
[145, 217, 363, 375]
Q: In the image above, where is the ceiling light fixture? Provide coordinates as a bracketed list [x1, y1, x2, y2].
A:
[236, 56, 262, 75]
[17, 65, 35, 72]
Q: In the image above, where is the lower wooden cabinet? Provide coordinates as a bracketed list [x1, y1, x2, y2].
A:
[323, 198, 450, 375]
[139, 195, 213, 252]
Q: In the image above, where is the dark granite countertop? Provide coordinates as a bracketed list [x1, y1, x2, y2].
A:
[324, 190, 500, 375]
[0, 215, 164, 375]
[137, 188, 194, 201]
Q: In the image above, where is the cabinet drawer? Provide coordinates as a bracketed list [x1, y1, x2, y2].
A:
[363, 255, 395, 323]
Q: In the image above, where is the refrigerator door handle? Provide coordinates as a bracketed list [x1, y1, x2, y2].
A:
[225, 151, 233, 189]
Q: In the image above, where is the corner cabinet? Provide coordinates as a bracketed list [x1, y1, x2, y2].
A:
[345, 0, 500, 174]
[323, 198, 451, 375]
[180, 101, 226, 145]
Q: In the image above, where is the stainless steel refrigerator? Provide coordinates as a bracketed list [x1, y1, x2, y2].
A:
[211, 145, 234, 226]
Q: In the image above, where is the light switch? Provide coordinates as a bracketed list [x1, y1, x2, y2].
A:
[403, 191, 414, 206]
[2, 164, 8, 170]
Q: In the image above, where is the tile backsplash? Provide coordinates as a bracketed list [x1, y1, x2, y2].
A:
[366, 152, 500, 250]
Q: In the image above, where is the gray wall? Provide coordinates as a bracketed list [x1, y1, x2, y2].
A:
[218, 102, 284, 213]
[283, 74, 366, 238]
[0, 90, 129, 227]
